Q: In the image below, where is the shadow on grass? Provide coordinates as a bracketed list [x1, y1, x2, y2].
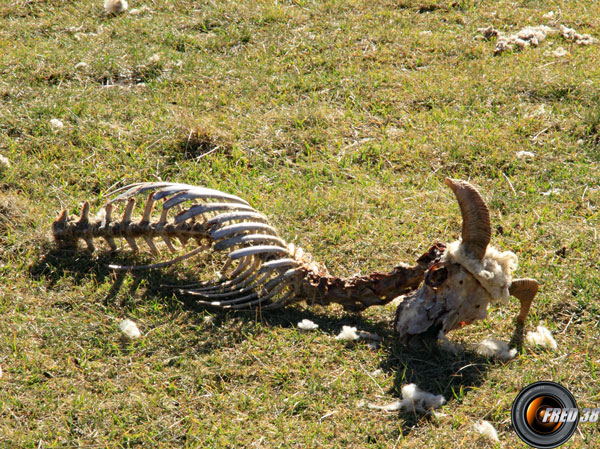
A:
[31, 245, 524, 436]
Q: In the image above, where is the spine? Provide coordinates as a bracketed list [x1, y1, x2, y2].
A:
[297, 243, 445, 311]
[52, 200, 209, 253]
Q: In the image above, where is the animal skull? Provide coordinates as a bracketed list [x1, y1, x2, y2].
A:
[394, 179, 538, 339]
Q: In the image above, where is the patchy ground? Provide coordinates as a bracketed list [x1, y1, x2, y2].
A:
[0, 0, 599, 447]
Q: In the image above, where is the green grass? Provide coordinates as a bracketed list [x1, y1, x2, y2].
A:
[1, 0, 599, 447]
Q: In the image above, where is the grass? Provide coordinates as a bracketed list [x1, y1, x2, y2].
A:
[0, 0, 599, 447]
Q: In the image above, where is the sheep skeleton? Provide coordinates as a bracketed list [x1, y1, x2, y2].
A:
[52, 178, 538, 338]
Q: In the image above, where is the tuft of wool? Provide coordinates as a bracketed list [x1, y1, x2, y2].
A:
[526, 325, 558, 350]
[148, 53, 161, 64]
[368, 400, 404, 411]
[119, 319, 141, 339]
[541, 188, 561, 196]
[129, 5, 152, 15]
[0, 154, 10, 169]
[298, 319, 319, 331]
[437, 331, 464, 354]
[50, 118, 64, 131]
[74, 62, 89, 70]
[478, 26, 499, 40]
[552, 47, 567, 57]
[560, 25, 597, 45]
[401, 383, 446, 412]
[336, 325, 359, 340]
[367, 384, 445, 413]
[476, 338, 517, 360]
[517, 25, 557, 43]
[442, 241, 518, 305]
[335, 326, 382, 341]
[475, 420, 500, 442]
[491, 25, 557, 54]
[104, 0, 128, 15]
[480, 24, 596, 55]
[516, 150, 536, 159]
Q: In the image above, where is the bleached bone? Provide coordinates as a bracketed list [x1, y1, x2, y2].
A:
[206, 211, 268, 227]
[181, 262, 293, 301]
[214, 234, 287, 251]
[180, 258, 299, 296]
[188, 257, 263, 294]
[211, 223, 278, 240]
[174, 203, 255, 223]
[52, 180, 538, 337]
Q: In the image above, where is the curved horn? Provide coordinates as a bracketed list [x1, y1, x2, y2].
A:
[444, 178, 491, 260]
[509, 278, 539, 323]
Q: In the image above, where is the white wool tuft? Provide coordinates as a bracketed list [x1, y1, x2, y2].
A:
[148, 53, 161, 64]
[368, 400, 404, 411]
[526, 325, 558, 350]
[0, 154, 10, 169]
[74, 62, 89, 70]
[401, 383, 446, 412]
[335, 326, 381, 341]
[541, 188, 561, 196]
[437, 331, 464, 354]
[50, 119, 64, 131]
[517, 25, 557, 43]
[491, 25, 557, 54]
[552, 47, 567, 57]
[480, 24, 596, 55]
[442, 241, 518, 304]
[560, 25, 597, 45]
[129, 5, 152, 15]
[298, 319, 319, 331]
[516, 150, 535, 159]
[336, 325, 359, 340]
[367, 384, 445, 413]
[475, 420, 500, 442]
[119, 318, 141, 339]
[104, 0, 128, 15]
[476, 338, 517, 360]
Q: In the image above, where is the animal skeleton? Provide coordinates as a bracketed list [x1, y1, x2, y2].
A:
[52, 178, 538, 339]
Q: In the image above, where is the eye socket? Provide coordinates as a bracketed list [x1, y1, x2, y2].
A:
[425, 263, 448, 288]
